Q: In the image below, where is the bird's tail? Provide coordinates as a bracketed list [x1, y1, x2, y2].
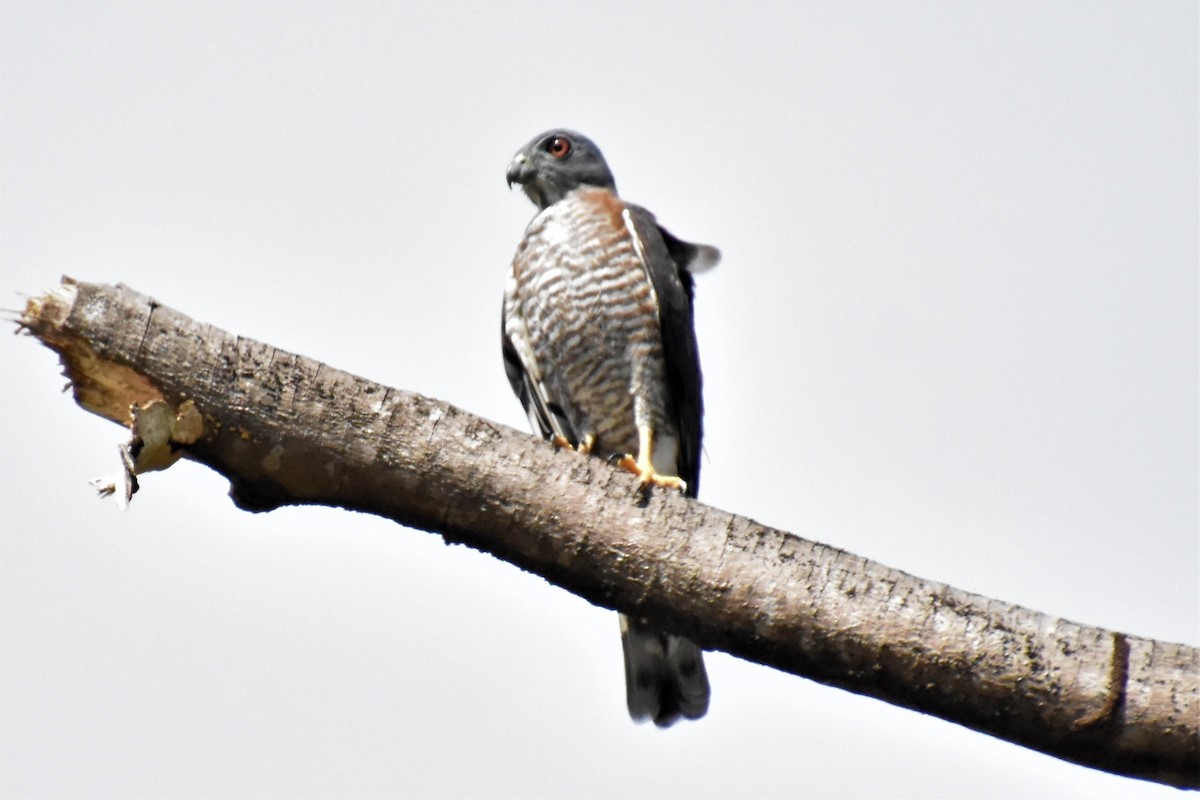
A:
[620, 614, 710, 727]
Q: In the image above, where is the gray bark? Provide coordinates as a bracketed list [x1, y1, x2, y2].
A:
[19, 278, 1200, 789]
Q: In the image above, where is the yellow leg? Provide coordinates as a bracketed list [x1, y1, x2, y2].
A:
[617, 425, 687, 492]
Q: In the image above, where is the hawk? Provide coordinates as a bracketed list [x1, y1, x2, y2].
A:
[501, 129, 718, 727]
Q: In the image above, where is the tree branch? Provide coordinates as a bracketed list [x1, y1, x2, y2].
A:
[18, 278, 1199, 789]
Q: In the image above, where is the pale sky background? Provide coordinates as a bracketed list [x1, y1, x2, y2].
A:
[1, 2, 1196, 798]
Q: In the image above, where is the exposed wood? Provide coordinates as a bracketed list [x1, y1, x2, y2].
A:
[19, 277, 1200, 789]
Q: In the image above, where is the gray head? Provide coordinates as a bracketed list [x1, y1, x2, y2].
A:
[506, 129, 617, 210]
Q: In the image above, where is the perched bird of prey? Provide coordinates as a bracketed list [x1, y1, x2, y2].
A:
[501, 129, 718, 727]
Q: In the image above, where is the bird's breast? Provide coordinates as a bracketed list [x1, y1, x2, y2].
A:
[508, 189, 671, 457]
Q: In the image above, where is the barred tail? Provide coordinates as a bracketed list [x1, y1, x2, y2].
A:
[620, 614, 710, 727]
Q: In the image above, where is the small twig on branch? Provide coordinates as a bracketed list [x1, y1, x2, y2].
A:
[18, 277, 1200, 789]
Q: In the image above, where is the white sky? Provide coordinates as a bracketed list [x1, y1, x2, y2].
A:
[2, 2, 1196, 797]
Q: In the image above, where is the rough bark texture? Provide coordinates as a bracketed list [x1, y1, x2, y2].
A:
[19, 278, 1200, 789]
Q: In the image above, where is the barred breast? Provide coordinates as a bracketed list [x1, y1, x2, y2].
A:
[505, 187, 674, 460]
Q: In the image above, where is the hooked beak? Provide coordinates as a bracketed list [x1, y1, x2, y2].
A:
[506, 152, 535, 189]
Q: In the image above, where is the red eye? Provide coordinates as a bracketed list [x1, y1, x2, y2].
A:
[548, 136, 571, 158]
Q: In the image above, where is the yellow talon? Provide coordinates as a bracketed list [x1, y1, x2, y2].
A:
[553, 432, 596, 455]
[617, 425, 687, 493]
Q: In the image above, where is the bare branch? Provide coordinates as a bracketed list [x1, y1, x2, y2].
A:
[18, 278, 1199, 789]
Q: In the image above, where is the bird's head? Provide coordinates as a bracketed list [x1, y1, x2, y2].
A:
[506, 129, 617, 210]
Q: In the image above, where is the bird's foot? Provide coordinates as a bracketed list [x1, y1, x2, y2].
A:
[617, 453, 687, 493]
[553, 433, 595, 455]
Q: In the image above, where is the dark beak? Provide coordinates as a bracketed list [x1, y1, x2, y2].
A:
[506, 153, 534, 188]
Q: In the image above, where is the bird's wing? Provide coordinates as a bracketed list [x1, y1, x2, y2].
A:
[501, 295, 576, 446]
[621, 204, 709, 497]
[657, 224, 721, 275]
